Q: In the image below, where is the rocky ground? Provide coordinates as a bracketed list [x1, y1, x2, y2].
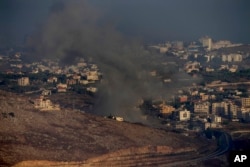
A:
[0, 90, 217, 167]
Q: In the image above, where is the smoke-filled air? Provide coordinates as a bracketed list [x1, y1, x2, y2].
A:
[27, 0, 198, 122]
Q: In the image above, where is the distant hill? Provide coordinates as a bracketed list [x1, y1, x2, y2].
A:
[0, 90, 215, 166]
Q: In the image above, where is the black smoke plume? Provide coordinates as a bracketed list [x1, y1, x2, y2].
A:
[27, 0, 198, 122]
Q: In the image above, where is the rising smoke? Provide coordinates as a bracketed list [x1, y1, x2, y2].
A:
[27, 0, 198, 122]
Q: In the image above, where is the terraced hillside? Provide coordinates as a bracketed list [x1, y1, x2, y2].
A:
[0, 90, 216, 166]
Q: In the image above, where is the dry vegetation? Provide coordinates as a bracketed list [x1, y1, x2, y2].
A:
[0, 90, 215, 166]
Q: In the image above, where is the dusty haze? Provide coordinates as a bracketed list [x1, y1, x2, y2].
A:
[27, 0, 198, 122]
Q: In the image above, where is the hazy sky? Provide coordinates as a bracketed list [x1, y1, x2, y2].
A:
[1, 0, 250, 46]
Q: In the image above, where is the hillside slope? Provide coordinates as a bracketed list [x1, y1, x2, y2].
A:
[0, 90, 214, 166]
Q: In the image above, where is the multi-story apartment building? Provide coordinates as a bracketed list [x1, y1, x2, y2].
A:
[200, 36, 212, 51]
[241, 98, 250, 108]
[17, 77, 30, 86]
[212, 102, 229, 116]
[194, 102, 210, 114]
[229, 103, 239, 119]
[222, 54, 242, 62]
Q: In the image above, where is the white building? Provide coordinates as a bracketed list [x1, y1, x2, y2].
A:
[115, 117, 124, 122]
[87, 87, 98, 93]
[241, 97, 250, 108]
[212, 40, 232, 50]
[204, 122, 221, 130]
[80, 80, 89, 85]
[77, 62, 87, 67]
[41, 89, 52, 96]
[47, 77, 58, 83]
[200, 36, 212, 51]
[18, 77, 30, 86]
[229, 103, 239, 119]
[179, 110, 191, 121]
[211, 115, 222, 123]
[56, 83, 67, 92]
[238, 108, 250, 120]
[206, 67, 215, 72]
[212, 102, 229, 116]
[86, 71, 99, 81]
[229, 65, 238, 73]
[34, 96, 60, 111]
[194, 102, 210, 114]
[222, 54, 242, 62]
[159, 47, 169, 53]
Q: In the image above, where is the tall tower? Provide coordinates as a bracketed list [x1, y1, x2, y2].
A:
[200, 36, 212, 51]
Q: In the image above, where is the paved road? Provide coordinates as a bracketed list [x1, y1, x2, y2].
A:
[229, 130, 250, 142]
[206, 81, 250, 88]
[160, 132, 232, 167]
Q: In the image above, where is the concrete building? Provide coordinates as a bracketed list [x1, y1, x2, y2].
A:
[86, 71, 99, 81]
[87, 87, 98, 93]
[41, 89, 52, 96]
[34, 96, 60, 111]
[47, 77, 58, 83]
[229, 65, 238, 73]
[240, 108, 250, 122]
[77, 62, 87, 67]
[72, 74, 81, 81]
[194, 102, 210, 114]
[159, 47, 169, 53]
[211, 115, 222, 123]
[66, 79, 77, 85]
[56, 83, 67, 92]
[185, 61, 200, 73]
[205, 67, 215, 72]
[204, 122, 221, 130]
[212, 40, 232, 50]
[222, 54, 242, 62]
[179, 95, 188, 103]
[201, 94, 209, 101]
[219, 65, 229, 71]
[212, 102, 229, 116]
[18, 77, 30, 86]
[159, 102, 175, 115]
[241, 98, 250, 108]
[238, 108, 250, 120]
[172, 41, 184, 50]
[80, 80, 89, 85]
[179, 110, 190, 121]
[229, 103, 239, 119]
[200, 36, 212, 51]
[115, 117, 124, 122]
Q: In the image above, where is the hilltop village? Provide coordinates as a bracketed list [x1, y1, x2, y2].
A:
[1, 36, 250, 135]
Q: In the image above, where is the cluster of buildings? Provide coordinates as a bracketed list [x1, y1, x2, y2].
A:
[199, 36, 242, 51]
[6, 55, 101, 93]
[149, 81, 250, 132]
[221, 54, 243, 62]
[150, 36, 242, 54]
[1, 37, 250, 132]
[0, 52, 102, 111]
[149, 36, 249, 75]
